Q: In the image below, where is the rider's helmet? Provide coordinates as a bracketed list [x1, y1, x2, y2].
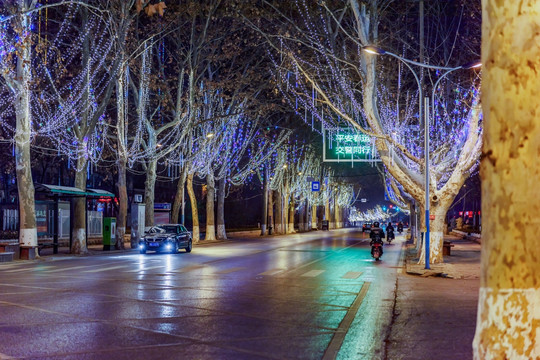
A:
[373, 221, 380, 227]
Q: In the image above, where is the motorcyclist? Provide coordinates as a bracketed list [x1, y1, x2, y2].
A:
[370, 221, 385, 256]
[397, 221, 404, 233]
[387, 222, 395, 242]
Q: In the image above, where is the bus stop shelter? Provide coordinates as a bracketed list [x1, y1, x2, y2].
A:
[34, 184, 114, 254]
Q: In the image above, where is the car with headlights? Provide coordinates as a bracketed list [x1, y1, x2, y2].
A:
[138, 224, 192, 254]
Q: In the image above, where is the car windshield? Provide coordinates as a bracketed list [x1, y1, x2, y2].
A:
[159, 225, 178, 233]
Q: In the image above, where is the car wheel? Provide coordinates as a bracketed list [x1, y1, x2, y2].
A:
[185, 240, 192, 253]
[140, 249, 146, 254]
[174, 241, 179, 254]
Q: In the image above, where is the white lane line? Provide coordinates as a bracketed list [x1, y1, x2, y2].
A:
[172, 264, 205, 273]
[44, 265, 97, 273]
[258, 268, 286, 276]
[126, 265, 164, 273]
[341, 271, 363, 279]
[301, 270, 325, 278]
[0, 351, 15, 359]
[215, 267, 245, 274]
[3, 266, 54, 273]
[83, 265, 130, 273]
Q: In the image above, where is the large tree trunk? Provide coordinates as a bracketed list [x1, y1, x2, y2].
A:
[205, 173, 216, 241]
[144, 159, 157, 230]
[216, 177, 226, 240]
[171, 167, 187, 224]
[261, 171, 268, 236]
[417, 204, 446, 264]
[287, 199, 295, 234]
[14, 19, 37, 249]
[312, 205, 317, 230]
[298, 201, 305, 232]
[115, 157, 127, 250]
[186, 173, 199, 243]
[473, 3, 540, 358]
[268, 188, 273, 234]
[71, 155, 88, 254]
[274, 190, 283, 234]
[329, 198, 336, 229]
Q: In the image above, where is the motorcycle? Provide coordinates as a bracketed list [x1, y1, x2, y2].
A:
[387, 229, 395, 243]
[397, 224, 403, 234]
[371, 239, 383, 261]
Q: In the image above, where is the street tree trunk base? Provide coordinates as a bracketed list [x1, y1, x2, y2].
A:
[19, 228, 37, 247]
[217, 225, 227, 240]
[417, 231, 444, 264]
[205, 225, 216, 241]
[71, 228, 88, 254]
[473, 287, 540, 359]
[192, 226, 200, 244]
[115, 226, 126, 250]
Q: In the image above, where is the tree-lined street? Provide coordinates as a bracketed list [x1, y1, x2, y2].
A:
[0, 229, 403, 359]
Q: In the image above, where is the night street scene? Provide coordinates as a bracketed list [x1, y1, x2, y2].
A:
[0, 1, 538, 359]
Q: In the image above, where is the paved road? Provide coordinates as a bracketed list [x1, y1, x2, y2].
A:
[0, 229, 405, 360]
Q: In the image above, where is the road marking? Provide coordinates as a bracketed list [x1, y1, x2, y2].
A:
[126, 265, 164, 273]
[83, 265, 129, 273]
[258, 268, 286, 276]
[215, 267, 245, 274]
[323, 282, 371, 360]
[341, 271, 363, 279]
[3, 266, 54, 273]
[172, 264, 205, 273]
[301, 270, 325, 277]
[44, 265, 97, 273]
[0, 351, 15, 359]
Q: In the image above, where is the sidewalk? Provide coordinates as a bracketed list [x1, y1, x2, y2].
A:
[386, 234, 481, 360]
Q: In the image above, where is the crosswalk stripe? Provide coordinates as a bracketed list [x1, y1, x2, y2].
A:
[3, 266, 54, 273]
[341, 271, 363, 279]
[172, 264, 205, 273]
[216, 267, 245, 274]
[44, 265, 95, 273]
[83, 265, 129, 273]
[301, 270, 325, 277]
[258, 268, 286, 276]
[126, 265, 164, 273]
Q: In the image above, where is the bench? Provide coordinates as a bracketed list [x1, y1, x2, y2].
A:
[0, 242, 20, 260]
[443, 241, 454, 256]
[37, 242, 56, 255]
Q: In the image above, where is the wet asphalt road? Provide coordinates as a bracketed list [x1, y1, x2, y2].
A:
[0, 229, 404, 360]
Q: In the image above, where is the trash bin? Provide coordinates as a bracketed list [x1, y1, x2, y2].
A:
[322, 220, 329, 231]
[103, 217, 116, 250]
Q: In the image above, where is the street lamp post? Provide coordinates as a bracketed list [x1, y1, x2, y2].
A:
[362, 45, 480, 268]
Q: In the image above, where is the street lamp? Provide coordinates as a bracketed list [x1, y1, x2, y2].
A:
[362, 45, 480, 269]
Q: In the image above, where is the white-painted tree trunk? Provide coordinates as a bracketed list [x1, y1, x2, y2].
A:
[205, 173, 216, 241]
[216, 177, 226, 240]
[287, 199, 295, 234]
[71, 155, 88, 254]
[473, 2, 540, 358]
[312, 205, 317, 229]
[13, 12, 37, 248]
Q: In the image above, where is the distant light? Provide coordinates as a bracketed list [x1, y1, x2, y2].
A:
[283, 164, 288, 169]
[298, 172, 302, 175]
[156, 144, 163, 147]
[362, 46, 386, 55]
[461, 60, 482, 69]
[206, 133, 214, 138]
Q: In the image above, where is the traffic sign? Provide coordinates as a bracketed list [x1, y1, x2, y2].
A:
[429, 215, 435, 220]
[311, 181, 320, 192]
